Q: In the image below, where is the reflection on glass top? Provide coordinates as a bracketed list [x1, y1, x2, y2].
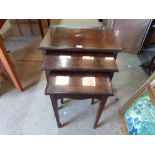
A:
[75, 45, 83, 48]
[82, 56, 94, 60]
[82, 77, 96, 86]
[59, 56, 71, 67]
[40, 25, 120, 50]
[55, 76, 69, 85]
[55, 76, 96, 86]
[105, 57, 114, 60]
[59, 55, 71, 59]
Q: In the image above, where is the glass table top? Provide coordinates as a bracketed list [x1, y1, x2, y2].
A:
[40, 25, 121, 51]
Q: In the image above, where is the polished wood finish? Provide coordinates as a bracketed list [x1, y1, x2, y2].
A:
[40, 25, 121, 51]
[47, 73, 112, 128]
[40, 25, 120, 129]
[50, 95, 62, 128]
[42, 52, 118, 73]
[94, 96, 108, 128]
[45, 50, 119, 60]
[45, 72, 113, 96]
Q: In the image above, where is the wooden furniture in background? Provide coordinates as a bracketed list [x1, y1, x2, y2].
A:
[106, 19, 152, 53]
[10, 19, 50, 37]
[0, 20, 23, 91]
[38, 19, 50, 38]
[40, 25, 120, 128]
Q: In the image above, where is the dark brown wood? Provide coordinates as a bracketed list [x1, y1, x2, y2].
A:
[40, 25, 120, 129]
[44, 50, 119, 59]
[38, 19, 44, 38]
[40, 25, 121, 52]
[42, 52, 118, 73]
[94, 96, 108, 128]
[46, 73, 112, 128]
[38, 19, 51, 38]
[0, 19, 6, 28]
[50, 95, 62, 128]
[47, 19, 50, 27]
[45, 72, 113, 96]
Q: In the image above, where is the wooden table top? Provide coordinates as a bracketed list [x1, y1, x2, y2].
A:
[45, 72, 113, 96]
[42, 52, 118, 72]
[40, 25, 121, 52]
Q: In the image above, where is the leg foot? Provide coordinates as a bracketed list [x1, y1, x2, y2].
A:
[94, 96, 108, 129]
[50, 95, 62, 128]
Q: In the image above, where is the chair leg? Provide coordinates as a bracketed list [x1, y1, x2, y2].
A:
[50, 95, 62, 128]
[94, 96, 108, 129]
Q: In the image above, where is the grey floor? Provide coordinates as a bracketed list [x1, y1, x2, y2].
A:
[0, 20, 148, 134]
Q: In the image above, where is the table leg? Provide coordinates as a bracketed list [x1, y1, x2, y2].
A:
[109, 72, 114, 81]
[50, 95, 62, 128]
[94, 96, 108, 129]
[45, 70, 50, 81]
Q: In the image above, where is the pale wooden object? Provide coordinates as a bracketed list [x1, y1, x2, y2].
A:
[118, 72, 155, 134]
[0, 35, 23, 91]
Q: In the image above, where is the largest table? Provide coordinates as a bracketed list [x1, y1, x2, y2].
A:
[40, 25, 121, 128]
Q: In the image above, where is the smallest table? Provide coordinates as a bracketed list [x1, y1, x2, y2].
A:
[45, 72, 113, 128]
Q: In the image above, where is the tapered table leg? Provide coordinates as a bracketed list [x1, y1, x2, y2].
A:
[45, 70, 50, 81]
[50, 95, 62, 128]
[0, 35, 23, 91]
[94, 96, 108, 129]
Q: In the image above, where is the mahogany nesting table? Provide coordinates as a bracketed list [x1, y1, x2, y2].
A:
[40, 25, 121, 128]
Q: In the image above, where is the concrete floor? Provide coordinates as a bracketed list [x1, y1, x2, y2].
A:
[0, 20, 148, 134]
